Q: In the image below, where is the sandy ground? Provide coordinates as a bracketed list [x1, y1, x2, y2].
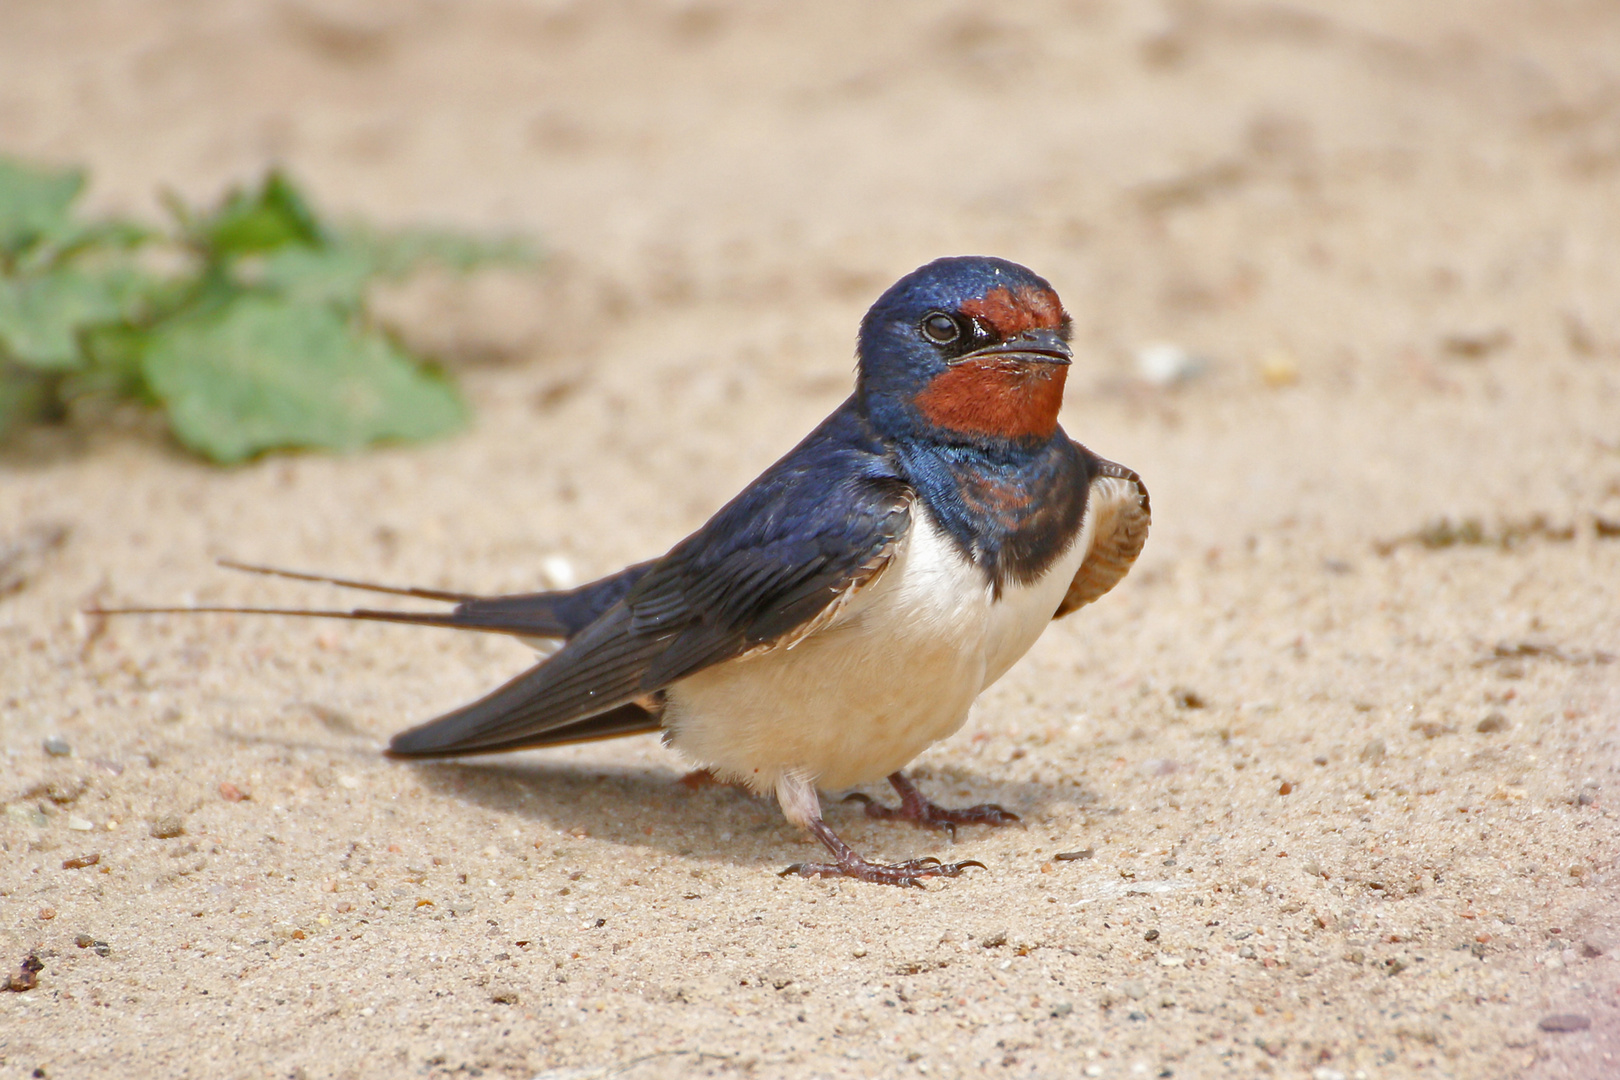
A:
[3, 1, 1620, 1077]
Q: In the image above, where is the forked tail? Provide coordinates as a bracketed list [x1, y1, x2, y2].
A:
[88, 558, 657, 641]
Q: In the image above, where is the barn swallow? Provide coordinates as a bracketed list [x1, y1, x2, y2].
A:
[103, 256, 1150, 886]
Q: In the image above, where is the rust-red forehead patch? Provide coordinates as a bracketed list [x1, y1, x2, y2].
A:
[959, 285, 1065, 337]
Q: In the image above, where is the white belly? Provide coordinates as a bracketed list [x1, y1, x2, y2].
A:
[663, 502, 1093, 793]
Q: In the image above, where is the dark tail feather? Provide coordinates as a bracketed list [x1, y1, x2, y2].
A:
[217, 559, 478, 602]
[94, 558, 659, 642]
[83, 604, 562, 637]
[386, 699, 663, 758]
[214, 559, 661, 637]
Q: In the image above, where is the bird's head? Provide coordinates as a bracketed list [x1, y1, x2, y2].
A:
[856, 256, 1072, 449]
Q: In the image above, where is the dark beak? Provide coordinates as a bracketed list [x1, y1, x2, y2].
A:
[960, 327, 1072, 365]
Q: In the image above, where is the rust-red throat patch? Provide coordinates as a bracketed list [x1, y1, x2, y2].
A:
[915, 285, 1069, 440]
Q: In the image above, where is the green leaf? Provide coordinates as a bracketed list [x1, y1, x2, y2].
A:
[51, 220, 155, 262]
[139, 295, 466, 463]
[0, 266, 156, 371]
[0, 365, 56, 435]
[201, 170, 323, 258]
[253, 242, 381, 312]
[0, 157, 85, 260]
[252, 226, 539, 312]
[338, 225, 541, 276]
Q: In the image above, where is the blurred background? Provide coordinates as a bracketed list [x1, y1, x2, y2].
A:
[4, 1, 1616, 396]
[4, 1, 1618, 529]
[6, 0, 1617, 561]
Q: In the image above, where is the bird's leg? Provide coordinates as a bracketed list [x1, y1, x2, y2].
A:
[843, 770, 1019, 839]
[773, 771, 985, 887]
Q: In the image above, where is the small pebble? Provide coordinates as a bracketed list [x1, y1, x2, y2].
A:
[1136, 343, 1206, 387]
[1056, 849, 1095, 861]
[1171, 687, 1206, 709]
[1359, 739, 1386, 765]
[67, 815, 93, 831]
[1442, 328, 1510, 359]
[61, 853, 100, 870]
[1257, 348, 1300, 387]
[1477, 712, 1509, 733]
[219, 782, 249, 803]
[4, 954, 43, 992]
[539, 554, 577, 590]
[38, 908, 55, 921]
[1537, 1014, 1591, 1033]
[149, 816, 185, 839]
[43, 736, 71, 757]
[73, 935, 110, 957]
[1143, 929, 1160, 942]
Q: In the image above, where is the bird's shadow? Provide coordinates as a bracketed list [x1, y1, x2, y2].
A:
[399, 746, 1083, 867]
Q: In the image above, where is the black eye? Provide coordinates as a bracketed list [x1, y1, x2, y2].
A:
[921, 312, 959, 344]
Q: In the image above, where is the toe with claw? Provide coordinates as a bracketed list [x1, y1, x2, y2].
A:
[779, 854, 987, 888]
[772, 770, 1001, 888]
[843, 770, 1020, 837]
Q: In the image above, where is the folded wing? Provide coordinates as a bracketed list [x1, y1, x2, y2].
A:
[390, 415, 913, 758]
[1054, 456, 1151, 618]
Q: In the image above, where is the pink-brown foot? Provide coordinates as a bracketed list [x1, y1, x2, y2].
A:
[778, 818, 985, 888]
[779, 855, 985, 888]
[843, 771, 1020, 839]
